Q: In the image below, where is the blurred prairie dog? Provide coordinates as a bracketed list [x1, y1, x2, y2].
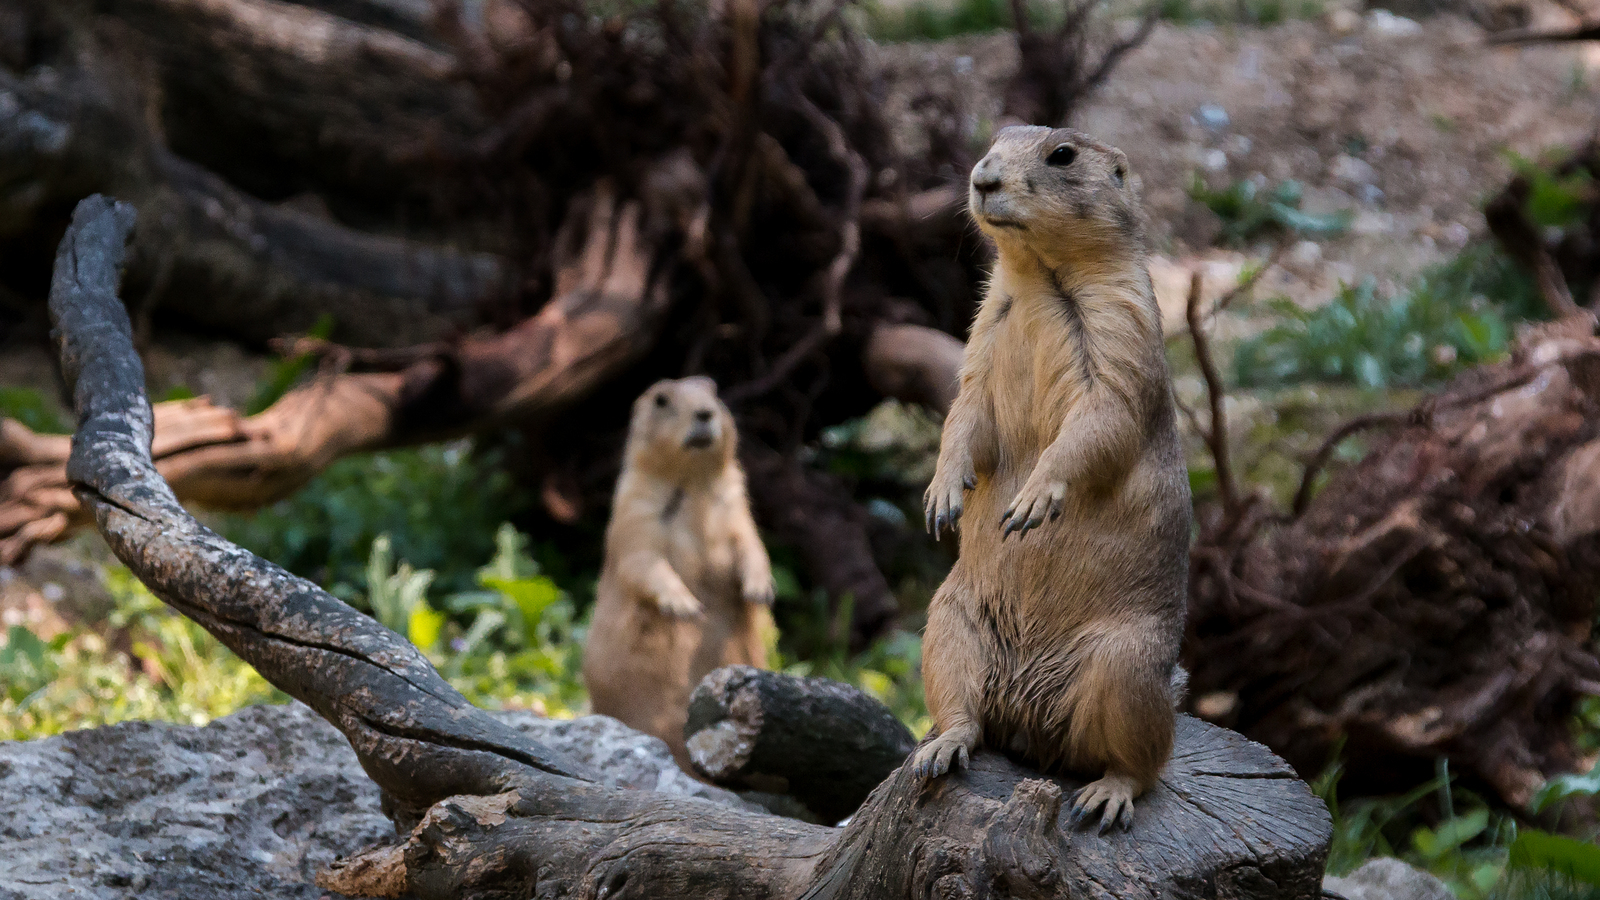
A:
[583, 376, 774, 771]
[913, 126, 1191, 831]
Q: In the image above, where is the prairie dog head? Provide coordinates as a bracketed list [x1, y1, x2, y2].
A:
[624, 376, 736, 479]
[968, 126, 1144, 265]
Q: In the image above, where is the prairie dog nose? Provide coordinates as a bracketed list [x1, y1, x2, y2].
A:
[971, 155, 1002, 194]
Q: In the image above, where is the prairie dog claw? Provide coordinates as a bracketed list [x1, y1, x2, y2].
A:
[924, 466, 977, 539]
[910, 729, 977, 780]
[1069, 773, 1140, 833]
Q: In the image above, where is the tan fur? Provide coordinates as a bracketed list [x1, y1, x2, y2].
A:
[914, 127, 1191, 830]
[583, 377, 774, 771]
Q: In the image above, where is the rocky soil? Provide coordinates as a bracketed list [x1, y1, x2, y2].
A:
[877, 11, 1599, 327]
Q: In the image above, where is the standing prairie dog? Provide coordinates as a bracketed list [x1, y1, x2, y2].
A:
[584, 376, 775, 771]
[914, 126, 1191, 831]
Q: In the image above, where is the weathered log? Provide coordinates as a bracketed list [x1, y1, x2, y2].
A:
[0, 703, 750, 900]
[685, 665, 918, 823]
[0, 25, 509, 346]
[55, 193, 1330, 900]
[64, 0, 487, 217]
[0, 179, 671, 563]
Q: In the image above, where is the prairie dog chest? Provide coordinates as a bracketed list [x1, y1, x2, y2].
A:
[655, 485, 739, 583]
[984, 286, 1095, 456]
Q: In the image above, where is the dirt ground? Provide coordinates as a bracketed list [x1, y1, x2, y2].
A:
[876, 11, 1600, 326]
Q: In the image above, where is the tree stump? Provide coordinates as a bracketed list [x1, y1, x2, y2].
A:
[686, 665, 1332, 896]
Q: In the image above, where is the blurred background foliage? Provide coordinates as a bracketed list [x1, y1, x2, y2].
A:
[3, 126, 1600, 900]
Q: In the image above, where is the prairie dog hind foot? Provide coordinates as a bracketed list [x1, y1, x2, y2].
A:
[1069, 772, 1142, 833]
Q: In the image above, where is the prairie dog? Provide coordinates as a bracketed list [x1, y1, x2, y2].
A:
[913, 127, 1191, 831]
[583, 376, 775, 771]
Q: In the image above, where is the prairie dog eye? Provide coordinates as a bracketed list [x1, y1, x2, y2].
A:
[1047, 144, 1077, 167]
[1113, 164, 1126, 186]
[654, 393, 669, 408]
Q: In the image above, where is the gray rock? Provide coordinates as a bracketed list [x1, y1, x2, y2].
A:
[1195, 103, 1230, 132]
[0, 702, 746, 900]
[1324, 857, 1454, 900]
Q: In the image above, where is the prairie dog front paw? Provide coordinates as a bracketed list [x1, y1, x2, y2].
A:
[910, 725, 978, 780]
[742, 575, 776, 607]
[999, 471, 1066, 539]
[654, 585, 706, 618]
[924, 462, 977, 538]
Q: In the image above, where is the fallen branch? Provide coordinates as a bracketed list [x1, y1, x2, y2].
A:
[685, 665, 916, 823]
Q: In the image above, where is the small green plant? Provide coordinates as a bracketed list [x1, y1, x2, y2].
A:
[0, 386, 69, 434]
[1319, 756, 1512, 899]
[361, 523, 588, 715]
[1533, 764, 1600, 815]
[245, 313, 335, 415]
[1234, 246, 1540, 391]
[1507, 828, 1600, 890]
[1507, 152, 1596, 230]
[1189, 176, 1352, 247]
[0, 624, 65, 703]
[365, 533, 447, 650]
[222, 442, 525, 601]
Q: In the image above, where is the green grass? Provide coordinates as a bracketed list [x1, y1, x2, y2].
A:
[0, 569, 286, 742]
[1318, 757, 1513, 898]
[861, 0, 1074, 41]
[1158, 0, 1324, 25]
[1315, 749, 1600, 900]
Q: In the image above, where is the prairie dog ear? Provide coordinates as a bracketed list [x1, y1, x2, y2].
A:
[1109, 149, 1130, 187]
